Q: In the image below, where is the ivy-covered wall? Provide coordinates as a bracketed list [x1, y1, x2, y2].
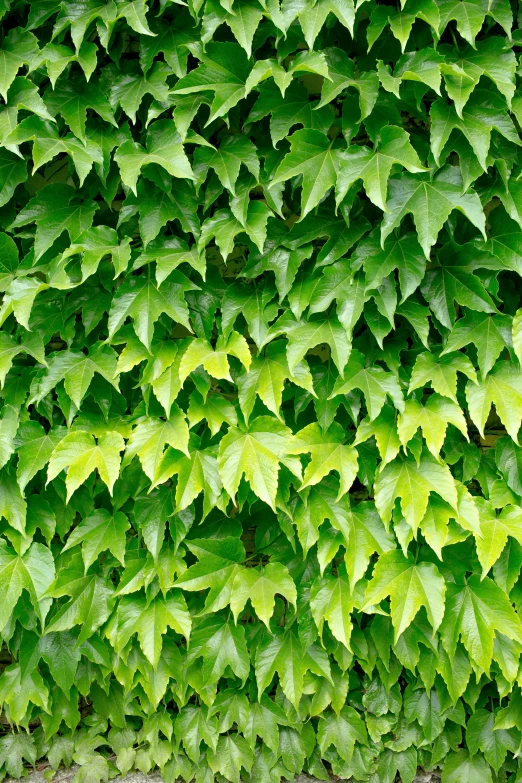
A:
[0, 0, 521, 781]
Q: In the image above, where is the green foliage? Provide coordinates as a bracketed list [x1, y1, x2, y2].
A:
[0, 0, 521, 781]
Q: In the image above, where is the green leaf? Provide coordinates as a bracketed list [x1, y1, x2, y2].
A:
[173, 42, 250, 124]
[106, 592, 190, 666]
[195, 135, 258, 194]
[332, 349, 404, 420]
[317, 707, 368, 763]
[179, 331, 251, 384]
[30, 346, 119, 408]
[442, 751, 492, 783]
[255, 628, 309, 708]
[431, 91, 520, 171]
[337, 126, 426, 211]
[10, 183, 98, 261]
[442, 312, 512, 378]
[47, 431, 125, 500]
[363, 550, 446, 639]
[0, 28, 39, 100]
[310, 568, 354, 650]
[45, 78, 116, 142]
[467, 709, 518, 771]
[188, 614, 250, 684]
[0, 540, 55, 628]
[288, 422, 358, 498]
[124, 408, 190, 481]
[62, 509, 129, 571]
[409, 351, 477, 402]
[270, 130, 341, 219]
[237, 340, 314, 423]
[107, 273, 196, 350]
[218, 415, 299, 509]
[474, 498, 522, 577]
[174, 537, 245, 613]
[115, 120, 195, 194]
[230, 562, 296, 626]
[397, 394, 468, 458]
[440, 575, 522, 672]
[466, 361, 522, 442]
[375, 450, 458, 533]
[381, 169, 486, 259]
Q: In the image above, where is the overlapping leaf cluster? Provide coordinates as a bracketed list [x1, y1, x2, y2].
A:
[1, 0, 522, 780]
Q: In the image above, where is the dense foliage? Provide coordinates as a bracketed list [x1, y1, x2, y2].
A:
[1, 0, 522, 780]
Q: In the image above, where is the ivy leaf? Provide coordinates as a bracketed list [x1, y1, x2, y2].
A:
[107, 273, 196, 350]
[0, 28, 39, 100]
[199, 204, 273, 258]
[60, 226, 132, 282]
[421, 242, 499, 330]
[466, 362, 522, 442]
[29, 346, 119, 408]
[230, 563, 296, 627]
[237, 341, 315, 423]
[106, 592, 191, 666]
[207, 734, 254, 783]
[367, 0, 440, 51]
[44, 78, 116, 142]
[397, 394, 468, 458]
[172, 43, 250, 124]
[310, 568, 354, 650]
[62, 509, 130, 571]
[380, 169, 486, 259]
[175, 706, 218, 763]
[297, 0, 355, 45]
[218, 416, 299, 509]
[10, 183, 98, 261]
[179, 331, 251, 384]
[332, 349, 404, 420]
[375, 451, 458, 533]
[378, 49, 443, 96]
[409, 351, 477, 402]
[283, 315, 352, 375]
[248, 81, 336, 149]
[355, 232, 426, 304]
[318, 47, 378, 118]
[111, 61, 170, 123]
[135, 235, 205, 285]
[0, 150, 28, 207]
[363, 550, 446, 639]
[466, 709, 517, 772]
[438, 0, 509, 47]
[139, 12, 196, 77]
[47, 431, 125, 501]
[270, 130, 341, 219]
[474, 498, 522, 578]
[0, 733, 37, 779]
[153, 446, 223, 518]
[288, 422, 358, 498]
[442, 312, 512, 379]
[440, 575, 522, 672]
[188, 393, 237, 436]
[124, 408, 190, 481]
[187, 614, 250, 684]
[336, 126, 426, 211]
[114, 120, 195, 194]
[194, 135, 259, 195]
[317, 707, 368, 763]
[174, 537, 245, 614]
[255, 628, 309, 708]
[0, 540, 55, 628]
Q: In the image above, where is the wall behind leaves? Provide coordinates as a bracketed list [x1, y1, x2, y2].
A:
[0, 0, 521, 780]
